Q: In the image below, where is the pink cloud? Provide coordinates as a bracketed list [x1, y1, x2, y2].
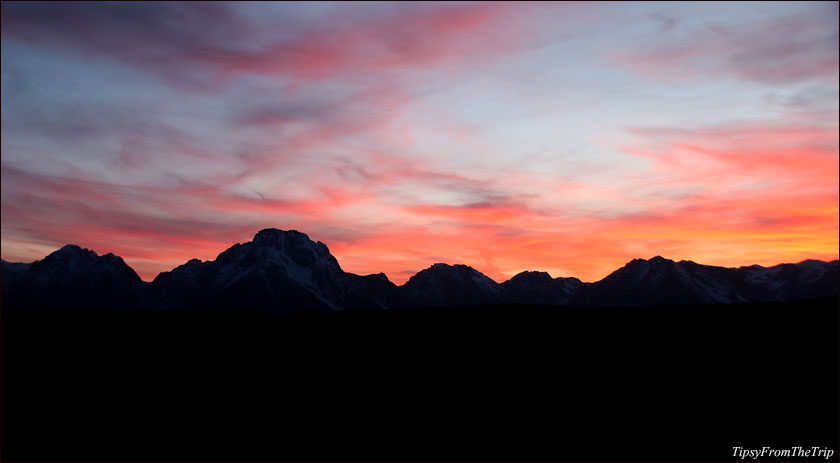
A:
[217, 3, 524, 80]
[2, 2, 542, 88]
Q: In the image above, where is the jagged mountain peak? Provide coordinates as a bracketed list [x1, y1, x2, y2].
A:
[796, 258, 838, 267]
[247, 228, 337, 268]
[423, 263, 483, 274]
[251, 228, 330, 253]
[633, 255, 674, 266]
[501, 270, 583, 305]
[506, 270, 554, 283]
[620, 255, 680, 272]
[428, 262, 462, 270]
[207, 228, 339, 271]
[409, 263, 497, 285]
[253, 228, 310, 246]
[41, 245, 136, 276]
[401, 262, 502, 308]
[3, 243, 145, 310]
[742, 264, 766, 270]
[58, 244, 87, 252]
[148, 228, 358, 312]
[53, 244, 97, 258]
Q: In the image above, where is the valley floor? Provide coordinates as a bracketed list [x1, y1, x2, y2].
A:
[2, 297, 838, 462]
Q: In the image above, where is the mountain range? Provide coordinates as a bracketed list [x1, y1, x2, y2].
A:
[2, 228, 837, 311]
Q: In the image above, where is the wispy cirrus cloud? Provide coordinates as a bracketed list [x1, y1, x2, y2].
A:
[0, 1, 540, 87]
[615, 4, 839, 85]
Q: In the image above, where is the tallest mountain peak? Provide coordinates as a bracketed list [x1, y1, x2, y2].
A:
[248, 228, 332, 260]
[252, 228, 309, 245]
[150, 227, 394, 312]
[55, 244, 96, 257]
[648, 255, 673, 265]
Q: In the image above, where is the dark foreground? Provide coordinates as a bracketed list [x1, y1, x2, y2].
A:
[2, 298, 838, 462]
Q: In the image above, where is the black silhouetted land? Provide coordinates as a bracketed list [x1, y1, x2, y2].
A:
[2, 297, 838, 462]
[2, 229, 838, 461]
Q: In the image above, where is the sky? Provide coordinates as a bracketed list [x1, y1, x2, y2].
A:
[1, 1, 838, 284]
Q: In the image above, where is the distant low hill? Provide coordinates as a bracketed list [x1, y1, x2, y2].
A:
[2, 228, 837, 311]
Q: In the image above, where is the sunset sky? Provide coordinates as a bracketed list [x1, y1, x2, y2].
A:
[1, 1, 838, 284]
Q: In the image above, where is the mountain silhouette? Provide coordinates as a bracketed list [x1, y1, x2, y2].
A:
[2, 244, 147, 310]
[400, 263, 504, 308]
[148, 228, 398, 311]
[2, 228, 837, 311]
[574, 255, 840, 306]
[501, 270, 583, 305]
